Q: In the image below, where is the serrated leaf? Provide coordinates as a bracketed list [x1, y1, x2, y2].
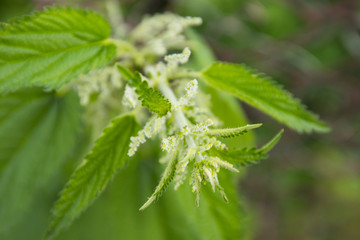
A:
[0, 7, 116, 93]
[201, 62, 330, 133]
[46, 114, 139, 240]
[207, 123, 262, 138]
[139, 150, 178, 210]
[0, 89, 82, 234]
[259, 129, 284, 153]
[212, 129, 284, 166]
[138, 86, 172, 116]
[117, 65, 171, 116]
[116, 64, 134, 82]
[52, 154, 249, 240]
[185, 29, 255, 148]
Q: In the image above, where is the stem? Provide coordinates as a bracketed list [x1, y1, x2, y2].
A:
[168, 70, 200, 80]
[109, 39, 144, 66]
[158, 79, 197, 148]
[109, 39, 136, 56]
[105, 0, 126, 39]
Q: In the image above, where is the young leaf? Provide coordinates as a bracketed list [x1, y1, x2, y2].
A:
[0, 7, 117, 93]
[212, 129, 284, 166]
[201, 62, 330, 133]
[117, 65, 171, 116]
[185, 30, 255, 147]
[181, 34, 253, 238]
[198, 173, 250, 240]
[46, 114, 139, 240]
[116, 64, 134, 81]
[139, 150, 179, 210]
[207, 123, 262, 138]
[52, 154, 249, 240]
[0, 89, 82, 234]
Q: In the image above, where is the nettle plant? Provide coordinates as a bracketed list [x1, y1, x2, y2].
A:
[0, 6, 329, 240]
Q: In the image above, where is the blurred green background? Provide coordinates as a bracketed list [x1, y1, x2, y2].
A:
[1, 0, 360, 239]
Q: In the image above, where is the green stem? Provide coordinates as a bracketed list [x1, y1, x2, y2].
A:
[108, 39, 143, 64]
[105, 0, 126, 39]
[158, 78, 197, 149]
[168, 70, 200, 80]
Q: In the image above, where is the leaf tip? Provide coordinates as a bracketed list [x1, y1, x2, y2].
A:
[260, 129, 284, 153]
[139, 197, 154, 211]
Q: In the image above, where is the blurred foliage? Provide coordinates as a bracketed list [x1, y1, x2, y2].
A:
[173, 0, 360, 239]
[0, 0, 33, 21]
[1, 0, 360, 239]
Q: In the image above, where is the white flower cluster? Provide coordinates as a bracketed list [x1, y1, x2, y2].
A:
[161, 136, 178, 152]
[156, 115, 232, 204]
[165, 47, 191, 65]
[192, 119, 213, 133]
[144, 47, 192, 81]
[128, 116, 166, 156]
[183, 91, 221, 125]
[144, 62, 167, 82]
[190, 156, 238, 205]
[130, 14, 202, 56]
[122, 85, 139, 108]
[76, 66, 122, 105]
[166, 47, 192, 74]
[178, 79, 198, 107]
[126, 46, 237, 208]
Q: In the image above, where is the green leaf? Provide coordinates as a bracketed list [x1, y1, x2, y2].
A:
[185, 29, 255, 147]
[0, 7, 117, 93]
[52, 153, 250, 240]
[46, 113, 140, 240]
[211, 129, 284, 166]
[117, 65, 171, 116]
[207, 123, 262, 138]
[258, 129, 284, 153]
[206, 86, 255, 148]
[139, 150, 179, 210]
[201, 62, 330, 133]
[116, 64, 134, 81]
[0, 89, 82, 234]
[195, 173, 250, 240]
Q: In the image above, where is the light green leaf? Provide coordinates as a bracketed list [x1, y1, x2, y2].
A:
[206, 86, 255, 148]
[46, 113, 140, 240]
[54, 156, 195, 240]
[117, 65, 171, 116]
[212, 129, 284, 166]
[116, 64, 134, 81]
[207, 123, 262, 138]
[0, 89, 82, 234]
[185, 29, 254, 147]
[139, 150, 178, 210]
[52, 153, 249, 240]
[201, 62, 330, 133]
[259, 129, 284, 153]
[0, 7, 116, 93]
[194, 173, 250, 240]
